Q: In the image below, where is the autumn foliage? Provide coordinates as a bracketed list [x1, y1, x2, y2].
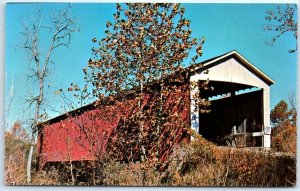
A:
[67, 3, 209, 170]
[86, 133, 295, 186]
[5, 122, 29, 185]
[270, 99, 296, 154]
[5, 124, 296, 186]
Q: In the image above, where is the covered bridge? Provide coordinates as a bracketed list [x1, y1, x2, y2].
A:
[189, 50, 274, 147]
[37, 50, 274, 169]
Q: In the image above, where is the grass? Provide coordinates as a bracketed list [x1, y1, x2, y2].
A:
[5, 131, 296, 186]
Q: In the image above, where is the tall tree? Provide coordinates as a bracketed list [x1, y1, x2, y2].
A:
[270, 100, 290, 126]
[20, 6, 78, 183]
[270, 99, 295, 127]
[78, 2, 208, 170]
[264, 4, 297, 53]
[270, 99, 297, 153]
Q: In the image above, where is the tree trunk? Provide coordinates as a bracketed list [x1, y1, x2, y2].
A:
[26, 82, 42, 183]
[21, 7, 77, 184]
[138, 80, 147, 162]
[26, 139, 35, 183]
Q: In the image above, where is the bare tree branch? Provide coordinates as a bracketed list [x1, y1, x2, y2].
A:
[264, 4, 297, 53]
[19, 6, 78, 183]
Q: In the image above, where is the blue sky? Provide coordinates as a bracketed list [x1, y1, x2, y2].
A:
[5, 3, 297, 129]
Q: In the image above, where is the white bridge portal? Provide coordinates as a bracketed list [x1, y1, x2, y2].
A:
[189, 51, 274, 148]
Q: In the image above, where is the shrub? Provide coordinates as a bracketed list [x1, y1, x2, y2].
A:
[272, 124, 296, 154]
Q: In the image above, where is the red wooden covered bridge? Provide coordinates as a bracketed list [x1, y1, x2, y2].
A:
[37, 50, 274, 169]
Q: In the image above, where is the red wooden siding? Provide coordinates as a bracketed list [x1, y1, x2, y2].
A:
[38, 83, 190, 169]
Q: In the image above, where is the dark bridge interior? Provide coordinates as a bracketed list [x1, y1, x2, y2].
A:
[198, 81, 263, 146]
